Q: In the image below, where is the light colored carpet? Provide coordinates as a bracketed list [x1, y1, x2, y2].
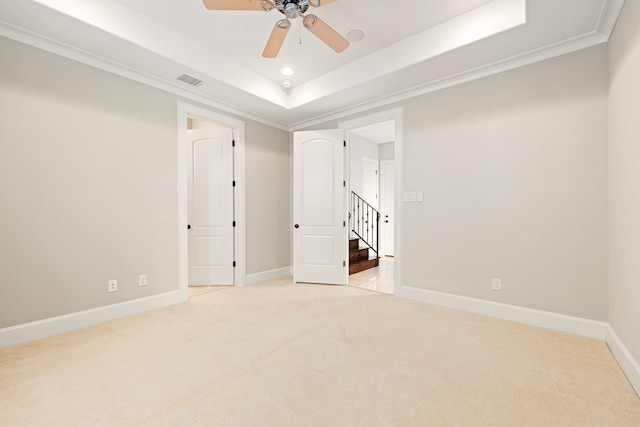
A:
[1, 278, 639, 426]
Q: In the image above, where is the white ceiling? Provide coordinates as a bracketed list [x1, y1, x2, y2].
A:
[351, 120, 395, 144]
[0, 0, 625, 130]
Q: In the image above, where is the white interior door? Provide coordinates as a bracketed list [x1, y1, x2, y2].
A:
[293, 130, 346, 285]
[363, 157, 379, 210]
[381, 160, 395, 256]
[188, 128, 234, 285]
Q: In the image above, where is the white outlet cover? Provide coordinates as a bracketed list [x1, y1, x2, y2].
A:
[492, 278, 502, 291]
[108, 280, 118, 293]
[138, 274, 148, 287]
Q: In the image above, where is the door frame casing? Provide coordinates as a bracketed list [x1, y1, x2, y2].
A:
[339, 107, 404, 296]
[380, 159, 395, 257]
[177, 101, 246, 301]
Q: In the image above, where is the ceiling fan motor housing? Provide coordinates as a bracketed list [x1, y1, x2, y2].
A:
[278, 0, 310, 19]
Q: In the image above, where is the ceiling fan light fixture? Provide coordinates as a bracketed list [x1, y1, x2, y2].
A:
[283, 2, 299, 19]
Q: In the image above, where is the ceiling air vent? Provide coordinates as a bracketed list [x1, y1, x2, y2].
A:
[177, 74, 204, 87]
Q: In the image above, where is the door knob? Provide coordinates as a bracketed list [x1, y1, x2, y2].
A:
[187, 224, 191, 230]
[294, 224, 299, 229]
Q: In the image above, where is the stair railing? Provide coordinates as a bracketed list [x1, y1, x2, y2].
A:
[350, 191, 380, 258]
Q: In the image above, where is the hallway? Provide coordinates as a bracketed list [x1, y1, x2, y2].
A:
[348, 256, 394, 295]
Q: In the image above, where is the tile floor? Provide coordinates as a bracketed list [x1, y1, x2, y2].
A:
[189, 257, 394, 297]
[348, 256, 394, 295]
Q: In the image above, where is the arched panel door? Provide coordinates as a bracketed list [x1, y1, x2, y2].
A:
[293, 130, 346, 285]
[187, 128, 234, 285]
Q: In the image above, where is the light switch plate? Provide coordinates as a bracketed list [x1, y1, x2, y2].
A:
[403, 192, 417, 202]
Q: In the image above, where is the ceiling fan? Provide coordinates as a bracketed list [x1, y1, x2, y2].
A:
[202, 0, 350, 58]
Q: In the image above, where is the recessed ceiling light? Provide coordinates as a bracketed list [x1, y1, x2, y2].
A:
[280, 66, 296, 76]
[346, 28, 366, 43]
[281, 79, 292, 88]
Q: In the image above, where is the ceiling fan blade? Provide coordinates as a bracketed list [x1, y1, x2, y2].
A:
[303, 14, 349, 53]
[262, 19, 291, 58]
[202, 0, 271, 11]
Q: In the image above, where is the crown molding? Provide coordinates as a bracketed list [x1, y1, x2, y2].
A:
[1, 0, 624, 132]
[289, 30, 609, 130]
[0, 20, 290, 131]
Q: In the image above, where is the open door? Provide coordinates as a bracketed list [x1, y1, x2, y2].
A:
[187, 128, 234, 285]
[293, 130, 347, 285]
[380, 159, 395, 257]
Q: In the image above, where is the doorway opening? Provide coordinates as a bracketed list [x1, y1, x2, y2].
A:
[340, 108, 403, 296]
[177, 102, 246, 301]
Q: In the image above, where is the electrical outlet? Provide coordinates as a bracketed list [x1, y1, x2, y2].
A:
[138, 274, 148, 287]
[492, 277, 502, 291]
[108, 280, 118, 293]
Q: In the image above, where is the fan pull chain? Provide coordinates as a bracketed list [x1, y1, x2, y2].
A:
[298, 17, 303, 45]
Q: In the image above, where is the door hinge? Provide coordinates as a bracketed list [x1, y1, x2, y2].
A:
[233, 261, 237, 268]
[343, 221, 346, 227]
[233, 221, 236, 227]
[343, 140, 346, 147]
[343, 180, 346, 187]
[343, 261, 346, 267]
[232, 180, 236, 187]
[232, 140, 236, 147]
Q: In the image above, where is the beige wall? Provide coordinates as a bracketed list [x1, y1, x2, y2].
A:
[245, 121, 290, 275]
[349, 132, 379, 201]
[310, 45, 609, 321]
[0, 37, 177, 328]
[0, 37, 290, 328]
[0, 28, 618, 334]
[403, 45, 609, 320]
[379, 142, 394, 161]
[608, 0, 640, 364]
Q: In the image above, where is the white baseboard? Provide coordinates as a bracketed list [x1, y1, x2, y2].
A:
[606, 326, 640, 397]
[244, 266, 292, 286]
[401, 286, 608, 340]
[0, 291, 183, 349]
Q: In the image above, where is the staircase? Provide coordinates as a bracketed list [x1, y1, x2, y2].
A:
[349, 238, 379, 275]
[349, 191, 381, 275]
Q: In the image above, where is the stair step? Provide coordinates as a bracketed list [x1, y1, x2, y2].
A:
[349, 238, 360, 251]
[349, 247, 370, 262]
[349, 257, 379, 275]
